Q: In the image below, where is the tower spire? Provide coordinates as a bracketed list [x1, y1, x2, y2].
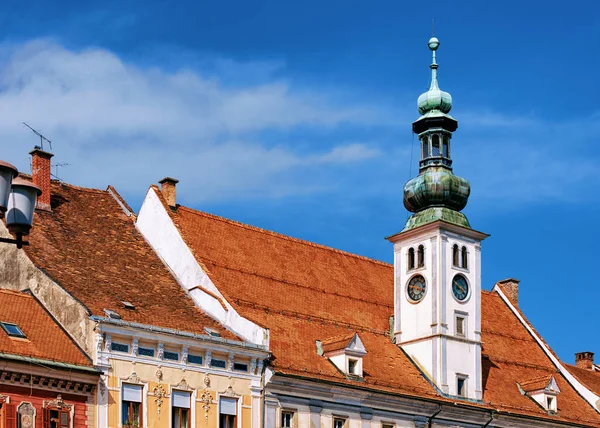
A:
[401, 36, 471, 231]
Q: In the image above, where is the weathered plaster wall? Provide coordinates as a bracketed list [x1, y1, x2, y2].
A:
[0, 223, 95, 355]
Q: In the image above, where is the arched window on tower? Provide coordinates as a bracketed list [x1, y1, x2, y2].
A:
[461, 246, 468, 269]
[443, 135, 449, 157]
[408, 248, 415, 270]
[421, 137, 429, 159]
[452, 244, 459, 267]
[417, 245, 425, 268]
[431, 134, 440, 156]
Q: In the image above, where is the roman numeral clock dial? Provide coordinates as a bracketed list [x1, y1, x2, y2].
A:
[407, 275, 427, 303]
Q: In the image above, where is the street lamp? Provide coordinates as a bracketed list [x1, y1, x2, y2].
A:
[0, 160, 42, 249]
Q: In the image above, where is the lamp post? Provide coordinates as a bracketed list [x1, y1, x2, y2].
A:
[0, 160, 42, 249]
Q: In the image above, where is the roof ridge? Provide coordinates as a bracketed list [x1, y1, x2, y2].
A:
[0, 289, 32, 298]
[177, 206, 392, 268]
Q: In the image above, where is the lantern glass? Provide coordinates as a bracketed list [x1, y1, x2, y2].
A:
[6, 178, 42, 236]
[0, 160, 18, 214]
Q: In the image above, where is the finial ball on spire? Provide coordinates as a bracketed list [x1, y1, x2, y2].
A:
[428, 37, 440, 50]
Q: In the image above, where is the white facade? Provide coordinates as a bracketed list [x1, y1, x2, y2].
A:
[389, 221, 487, 400]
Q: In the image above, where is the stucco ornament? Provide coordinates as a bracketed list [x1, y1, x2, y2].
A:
[157, 342, 164, 360]
[131, 338, 139, 357]
[99, 375, 107, 398]
[174, 378, 192, 390]
[200, 374, 213, 425]
[153, 384, 167, 415]
[156, 367, 164, 382]
[123, 371, 142, 384]
[44, 395, 72, 410]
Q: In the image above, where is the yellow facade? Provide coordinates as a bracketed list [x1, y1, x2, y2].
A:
[106, 358, 256, 428]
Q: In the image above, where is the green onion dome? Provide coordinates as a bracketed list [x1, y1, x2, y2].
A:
[417, 37, 452, 115]
[403, 168, 470, 213]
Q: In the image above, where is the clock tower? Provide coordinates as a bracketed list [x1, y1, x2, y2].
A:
[387, 37, 488, 401]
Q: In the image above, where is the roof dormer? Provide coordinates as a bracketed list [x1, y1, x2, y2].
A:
[519, 375, 561, 414]
[318, 333, 366, 378]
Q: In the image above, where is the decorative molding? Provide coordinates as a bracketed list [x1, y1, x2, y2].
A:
[157, 342, 164, 361]
[220, 385, 239, 397]
[122, 371, 142, 384]
[199, 374, 213, 426]
[228, 353, 235, 371]
[17, 402, 35, 428]
[205, 350, 212, 367]
[250, 358, 257, 375]
[99, 375, 107, 398]
[153, 383, 167, 415]
[131, 338, 139, 357]
[156, 367, 164, 382]
[44, 394, 73, 410]
[257, 359, 264, 374]
[174, 378, 192, 391]
[182, 347, 189, 365]
[95, 333, 103, 355]
[104, 334, 112, 352]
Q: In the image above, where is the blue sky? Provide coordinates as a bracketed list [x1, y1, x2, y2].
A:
[0, 1, 598, 363]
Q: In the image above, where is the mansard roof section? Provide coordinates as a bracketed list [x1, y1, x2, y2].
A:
[21, 180, 238, 342]
[0, 289, 92, 368]
[156, 200, 600, 425]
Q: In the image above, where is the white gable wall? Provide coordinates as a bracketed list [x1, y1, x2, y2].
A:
[136, 188, 269, 347]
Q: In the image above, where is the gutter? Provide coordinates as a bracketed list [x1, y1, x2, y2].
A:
[91, 316, 269, 352]
[0, 352, 100, 374]
[428, 405, 442, 428]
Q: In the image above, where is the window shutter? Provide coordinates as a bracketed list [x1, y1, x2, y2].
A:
[44, 408, 51, 428]
[4, 403, 16, 428]
[172, 391, 191, 409]
[122, 384, 143, 403]
[219, 397, 237, 416]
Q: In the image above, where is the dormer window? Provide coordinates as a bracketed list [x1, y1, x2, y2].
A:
[319, 333, 367, 378]
[519, 375, 560, 414]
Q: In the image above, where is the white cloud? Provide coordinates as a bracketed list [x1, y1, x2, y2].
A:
[0, 39, 392, 204]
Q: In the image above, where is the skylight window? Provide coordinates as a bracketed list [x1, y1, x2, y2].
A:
[204, 327, 221, 337]
[103, 309, 121, 320]
[121, 301, 135, 310]
[1, 322, 26, 338]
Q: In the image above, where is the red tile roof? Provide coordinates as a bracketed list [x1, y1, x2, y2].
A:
[23, 181, 238, 341]
[320, 333, 357, 354]
[566, 364, 600, 396]
[165, 192, 600, 425]
[0, 289, 91, 367]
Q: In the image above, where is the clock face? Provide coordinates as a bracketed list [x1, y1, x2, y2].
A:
[452, 274, 469, 301]
[407, 275, 427, 302]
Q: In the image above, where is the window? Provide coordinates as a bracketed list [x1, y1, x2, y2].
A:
[461, 246, 468, 269]
[219, 398, 237, 428]
[456, 316, 465, 337]
[233, 362, 248, 372]
[417, 245, 425, 268]
[211, 359, 227, 369]
[431, 135, 440, 156]
[333, 418, 346, 428]
[382, 424, 395, 428]
[546, 396, 554, 410]
[164, 351, 179, 361]
[281, 411, 294, 428]
[452, 244, 459, 267]
[457, 376, 467, 397]
[138, 347, 155, 357]
[44, 407, 70, 428]
[0, 323, 25, 338]
[442, 136, 449, 157]
[188, 354, 203, 365]
[111, 342, 129, 353]
[421, 137, 429, 159]
[407, 248, 415, 270]
[122, 384, 142, 427]
[348, 359, 358, 375]
[172, 391, 191, 428]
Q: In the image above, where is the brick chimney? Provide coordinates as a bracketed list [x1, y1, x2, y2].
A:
[575, 352, 595, 370]
[30, 147, 54, 211]
[496, 278, 520, 306]
[158, 177, 179, 208]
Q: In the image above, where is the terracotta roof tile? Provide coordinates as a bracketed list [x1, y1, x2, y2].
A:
[566, 364, 600, 396]
[24, 181, 238, 341]
[320, 333, 356, 353]
[0, 289, 91, 367]
[171, 204, 600, 425]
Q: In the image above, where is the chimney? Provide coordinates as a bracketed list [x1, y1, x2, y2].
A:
[575, 352, 595, 370]
[159, 177, 179, 208]
[496, 278, 520, 306]
[29, 147, 54, 211]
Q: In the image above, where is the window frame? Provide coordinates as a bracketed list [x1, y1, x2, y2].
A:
[171, 390, 191, 428]
[219, 397, 238, 428]
[456, 374, 468, 397]
[0, 322, 26, 338]
[281, 410, 295, 428]
[333, 417, 347, 428]
[121, 383, 143, 427]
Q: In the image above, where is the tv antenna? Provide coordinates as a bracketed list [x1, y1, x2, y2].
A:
[23, 122, 52, 151]
[52, 162, 70, 181]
